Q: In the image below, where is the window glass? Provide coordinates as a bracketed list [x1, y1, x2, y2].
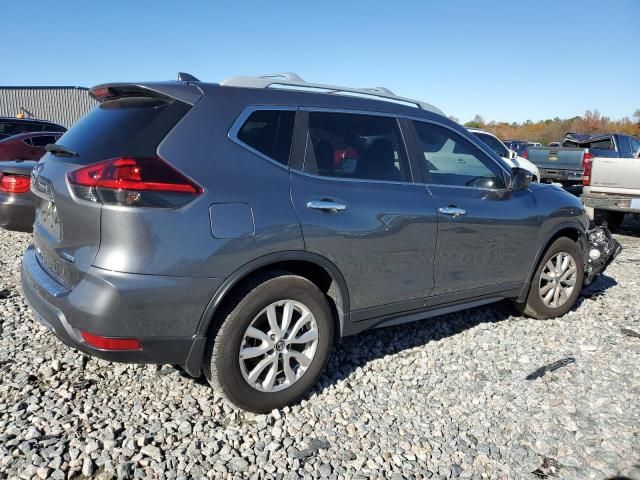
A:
[237, 110, 295, 166]
[414, 121, 506, 189]
[617, 136, 632, 157]
[303, 112, 408, 182]
[0, 122, 21, 138]
[45, 124, 67, 133]
[472, 132, 509, 158]
[581, 138, 613, 151]
[630, 137, 640, 157]
[506, 141, 528, 156]
[29, 135, 58, 147]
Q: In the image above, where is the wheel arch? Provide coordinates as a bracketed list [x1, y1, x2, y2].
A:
[516, 221, 587, 303]
[183, 251, 350, 376]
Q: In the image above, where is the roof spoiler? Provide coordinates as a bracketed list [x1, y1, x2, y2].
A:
[89, 82, 203, 105]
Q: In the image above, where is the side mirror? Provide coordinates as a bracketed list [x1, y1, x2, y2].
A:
[510, 167, 533, 190]
[509, 150, 518, 160]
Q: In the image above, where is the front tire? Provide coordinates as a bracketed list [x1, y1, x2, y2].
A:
[203, 272, 334, 413]
[516, 237, 584, 319]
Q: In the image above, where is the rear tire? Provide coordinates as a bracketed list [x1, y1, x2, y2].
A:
[203, 272, 334, 413]
[594, 209, 625, 231]
[516, 237, 584, 319]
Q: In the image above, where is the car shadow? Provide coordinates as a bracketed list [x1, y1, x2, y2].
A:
[314, 273, 619, 394]
[616, 217, 640, 239]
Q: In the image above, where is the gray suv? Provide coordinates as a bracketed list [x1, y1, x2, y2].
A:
[21, 73, 597, 412]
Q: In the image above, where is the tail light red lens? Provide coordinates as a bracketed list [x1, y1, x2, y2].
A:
[583, 152, 593, 186]
[81, 331, 142, 351]
[0, 173, 31, 193]
[67, 157, 202, 207]
[522, 150, 528, 159]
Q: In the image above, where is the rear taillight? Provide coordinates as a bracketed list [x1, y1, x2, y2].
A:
[67, 157, 202, 208]
[522, 150, 528, 159]
[0, 173, 31, 193]
[81, 331, 142, 351]
[582, 152, 593, 186]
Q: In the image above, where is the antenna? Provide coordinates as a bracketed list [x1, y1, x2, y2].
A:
[177, 72, 200, 82]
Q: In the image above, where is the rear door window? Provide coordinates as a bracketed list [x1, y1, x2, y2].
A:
[236, 110, 296, 166]
[302, 111, 409, 182]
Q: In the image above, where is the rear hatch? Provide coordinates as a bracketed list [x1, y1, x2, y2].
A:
[31, 83, 200, 290]
[590, 157, 640, 194]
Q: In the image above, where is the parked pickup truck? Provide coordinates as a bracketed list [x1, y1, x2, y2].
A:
[528, 133, 639, 186]
[582, 135, 640, 230]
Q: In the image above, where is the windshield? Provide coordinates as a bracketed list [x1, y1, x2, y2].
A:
[473, 132, 508, 158]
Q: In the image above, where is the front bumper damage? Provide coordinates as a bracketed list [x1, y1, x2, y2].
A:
[583, 226, 622, 285]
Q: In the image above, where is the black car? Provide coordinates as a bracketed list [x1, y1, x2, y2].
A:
[0, 117, 66, 141]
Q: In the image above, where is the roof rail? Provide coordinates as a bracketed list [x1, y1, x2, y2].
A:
[220, 72, 444, 115]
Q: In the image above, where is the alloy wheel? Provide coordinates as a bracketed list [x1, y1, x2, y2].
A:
[538, 252, 578, 308]
[239, 300, 319, 392]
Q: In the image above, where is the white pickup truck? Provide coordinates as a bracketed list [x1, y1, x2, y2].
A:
[582, 135, 640, 230]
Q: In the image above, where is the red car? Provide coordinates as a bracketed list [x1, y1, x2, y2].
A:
[0, 132, 64, 161]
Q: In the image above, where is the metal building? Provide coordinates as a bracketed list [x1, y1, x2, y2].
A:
[0, 86, 97, 128]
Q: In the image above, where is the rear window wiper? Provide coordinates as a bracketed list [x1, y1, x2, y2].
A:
[45, 143, 79, 157]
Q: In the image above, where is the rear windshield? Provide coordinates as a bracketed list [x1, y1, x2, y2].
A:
[581, 138, 614, 151]
[563, 137, 614, 151]
[54, 97, 190, 163]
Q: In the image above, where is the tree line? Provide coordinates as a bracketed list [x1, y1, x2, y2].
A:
[455, 110, 640, 145]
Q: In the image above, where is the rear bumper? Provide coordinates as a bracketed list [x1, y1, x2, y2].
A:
[20, 245, 222, 367]
[582, 192, 640, 216]
[538, 168, 583, 184]
[0, 192, 36, 232]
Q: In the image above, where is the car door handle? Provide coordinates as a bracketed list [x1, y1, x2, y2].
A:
[307, 199, 347, 213]
[438, 206, 466, 218]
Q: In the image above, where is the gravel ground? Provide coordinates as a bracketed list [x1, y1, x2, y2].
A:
[1, 219, 639, 480]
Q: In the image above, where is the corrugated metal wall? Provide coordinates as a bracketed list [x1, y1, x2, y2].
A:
[0, 87, 97, 127]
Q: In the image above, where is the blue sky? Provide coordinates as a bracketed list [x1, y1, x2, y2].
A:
[3, 0, 638, 123]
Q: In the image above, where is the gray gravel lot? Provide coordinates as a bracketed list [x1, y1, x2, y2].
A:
[1, 221, 639, 479]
